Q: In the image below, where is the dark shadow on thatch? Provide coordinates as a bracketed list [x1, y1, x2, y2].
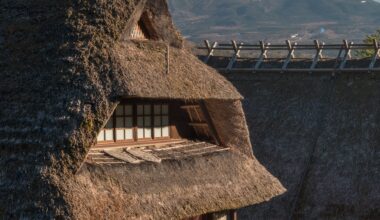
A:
[224, 72, 380, 220]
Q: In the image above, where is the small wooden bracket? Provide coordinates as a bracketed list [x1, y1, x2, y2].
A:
[226, 40, 244, 72]
[282, 40, 296, 72]
[204, 40, 218, 64]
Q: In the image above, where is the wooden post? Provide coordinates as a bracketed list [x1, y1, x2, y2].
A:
[227, 40, 243, 72]
[282, 40, 296, 72]
[339, 40, 353, 70]
[204, 40, 218, 64]
[310, 40, 324, 72]
[254, 41, 269, 72]
[369, 39, 380, 72]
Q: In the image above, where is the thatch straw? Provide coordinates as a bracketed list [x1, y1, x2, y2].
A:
[0, 0, 284, 218]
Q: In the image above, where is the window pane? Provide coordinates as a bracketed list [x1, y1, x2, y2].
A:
[144, 105, 151, 114]
[97, 130, 105, 142]
[162, 116, 169, 126]
[162, 126, 169, 137]
[144, 116, 151, 126]
[115, 105, 124, 116]
[105, 129, 114, 141]
[137, 116, 144, 127]
[137, 105, 144, 115]
[125, 129, 133, 140]
[137, 116, 144, 139]
[116, 130, 125, 140]
[137, 128, 144, 139]
[124, 105, 133, 116]
[145, 127, 152, 138]
[154, 127, 162, 137]
[154, 105, 161, 115]
[154, 116, 162, 127]
[116, 117, 124, 128]
[125, 117, 133, 128]
[162, 104, 169, 114]
[154, 116, 162, 137]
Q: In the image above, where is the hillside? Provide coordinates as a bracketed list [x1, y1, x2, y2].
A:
[168, 0, 380, 43]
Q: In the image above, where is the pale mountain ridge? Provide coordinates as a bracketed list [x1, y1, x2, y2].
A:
[168, 0, 380, 43]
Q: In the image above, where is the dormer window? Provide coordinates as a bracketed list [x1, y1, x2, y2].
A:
[128, 13, 157, 40]
[95, 99, 219, 148]
[129, 20, 150, 40]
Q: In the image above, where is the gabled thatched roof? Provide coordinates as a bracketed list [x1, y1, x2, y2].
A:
[0, 0, 284, 218]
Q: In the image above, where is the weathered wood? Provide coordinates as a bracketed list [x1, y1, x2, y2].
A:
[199, 39, 380, 74]
[369, 39, 380, 72]
[204, 40, 218, 64]
[199, 101, 222, 145]
[282, 40, 296, 72]
[310, 40, 324, 72]
[339, 40, 353, 70]
[104, 149, 143, 164]
[188, 122, 209, 127]
[254, 41, 270, 72]
[126, 148, 162, 163]
[226, 40, 243, 71]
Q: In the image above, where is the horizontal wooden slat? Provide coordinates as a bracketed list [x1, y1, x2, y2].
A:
[188, 123, 209, 127]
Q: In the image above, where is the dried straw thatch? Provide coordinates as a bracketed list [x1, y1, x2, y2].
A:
[200, 56, 380, 219]
[0, 0, 284, 219]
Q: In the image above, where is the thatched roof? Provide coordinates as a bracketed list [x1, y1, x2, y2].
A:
[68, 150, 282, 219]
[0, 0, 284, 218]
[197, 64, 379, 219]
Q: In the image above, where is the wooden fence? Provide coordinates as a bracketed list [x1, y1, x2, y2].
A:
[197, 39, 380, 74]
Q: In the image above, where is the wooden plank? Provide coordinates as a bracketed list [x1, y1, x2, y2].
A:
[126, 148, 162, 163]
[153, 142, 206, 151]
[95, 162, 127, 165]
[180, 105, 201, 109]
[104, 149, 143, 164]
[188, 122, 209, 127]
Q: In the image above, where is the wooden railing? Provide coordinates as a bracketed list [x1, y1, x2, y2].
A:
[197, 39, 380, 74]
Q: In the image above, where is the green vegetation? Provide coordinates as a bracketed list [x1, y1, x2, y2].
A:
[357, 30, 380, 58]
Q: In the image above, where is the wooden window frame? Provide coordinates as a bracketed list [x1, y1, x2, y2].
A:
[96, 101, 171, 146]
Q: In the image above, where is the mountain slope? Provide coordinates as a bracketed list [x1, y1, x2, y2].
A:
[168, 0, 380, 43]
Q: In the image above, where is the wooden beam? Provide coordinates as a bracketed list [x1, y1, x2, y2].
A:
[188, 122, 209, 127]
